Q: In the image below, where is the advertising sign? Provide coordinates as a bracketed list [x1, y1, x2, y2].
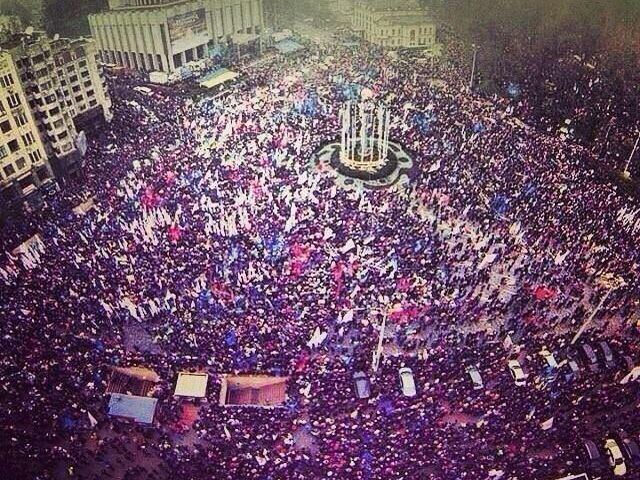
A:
[167, 8, 209, 54]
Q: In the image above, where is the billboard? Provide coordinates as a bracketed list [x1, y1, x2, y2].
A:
[167, 8, 209, 54]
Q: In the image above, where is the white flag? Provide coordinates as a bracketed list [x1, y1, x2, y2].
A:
[540, 417, 554, 430]
[88, 411, 98, 428]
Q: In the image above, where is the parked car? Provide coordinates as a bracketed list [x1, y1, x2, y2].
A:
[398, 367, 417, 397]
[578, 439, 608, 476]
[597, 341, 616, 369]
[604, 438, 627, 476]
[561, 355, 581, 383]
[353, 371, 371, 399]
[580, 344, 600, 373]
[539, 347, 559, 369]
[507, 359, 528, 386]
[616, 433, 640, 468]
[466, 365, 484, 390]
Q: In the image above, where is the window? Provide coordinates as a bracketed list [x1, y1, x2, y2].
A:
[72, 85, 81, 93]
[69, 75, 78, 83]
[53, 119, 63, 129]
[60, 79, 67, 86]
[58, 131, 68, 140]
[89, 99, 97, 107]
[8, 139, 18, 152]
[75, 95, 83, 103]
[28, 149, 41, 163]
[79, 60, 87, 68]
[15, 111, 28, 127]
[15, 157, 25, 170]
[0, 73, 14, 88]
[7, 93, 20, 108]
[0, 120, 10, 133]
[22, 132, 35, 145]
[67, 65, 75, 73]
[3, 163, 15, 177]
[0, 145, 7, 159]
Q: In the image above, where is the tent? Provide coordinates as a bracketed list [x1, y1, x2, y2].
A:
[72, 197, 96, 216]
[108, 393, 158, 424]
[274, 39, 304, 55]
[199, 68, 240, 89]
[149, 71, 168, 84]
[272, 30, 293, 42]
[174, 372, 209, 398]
[231, 33, 259, 45]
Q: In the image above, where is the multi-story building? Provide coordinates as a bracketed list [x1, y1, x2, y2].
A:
[0, 32, 111, 217]
[352, 0, 438, 53]
[88, 0, 264, 72]
[0, 50, 53, 214]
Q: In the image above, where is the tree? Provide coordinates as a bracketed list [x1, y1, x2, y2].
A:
[41, 0, 107, 37]
[0, 0, 33, 26]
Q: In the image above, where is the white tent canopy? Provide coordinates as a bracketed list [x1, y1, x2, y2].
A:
[231, 33, 259, 45]
[174, 372, 209, 397]
[199, 69, 239, 89]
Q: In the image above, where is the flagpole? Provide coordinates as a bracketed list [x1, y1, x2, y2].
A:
[623, 130, 640, 178]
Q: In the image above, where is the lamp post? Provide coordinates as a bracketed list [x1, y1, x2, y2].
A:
[372, 312, 387, 373]
[469, 43, 479, 91]
[571, 274, 626, 345]
[623, 130, 640, 178]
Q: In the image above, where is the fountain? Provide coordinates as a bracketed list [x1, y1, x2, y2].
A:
[311, 101, 414, 191]
[339, 102, 391, 172]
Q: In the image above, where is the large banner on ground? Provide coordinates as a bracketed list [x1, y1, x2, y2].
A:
[167, 8, 209, 54]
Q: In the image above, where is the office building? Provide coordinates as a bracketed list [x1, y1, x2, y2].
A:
[352, 0, 438, 52]
[88, 0, 264, 72]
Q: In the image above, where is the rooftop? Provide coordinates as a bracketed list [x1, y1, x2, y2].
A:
[358, 0, 425, 12]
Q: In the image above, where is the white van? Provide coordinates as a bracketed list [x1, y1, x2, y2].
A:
[399, 367, 417, 397]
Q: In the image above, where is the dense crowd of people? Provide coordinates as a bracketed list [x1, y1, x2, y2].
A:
[1, 35, 639, 480]
[443, 30, 640, 176]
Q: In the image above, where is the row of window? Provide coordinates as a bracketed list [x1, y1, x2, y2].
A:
[379, 26, 434, 36]
[0, 109, 31, 135]
[1, 147, 42, 178]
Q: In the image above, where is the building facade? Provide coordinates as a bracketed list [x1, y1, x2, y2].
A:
[88, 0, 264, 72]
[0, 32, 112, 217]
[352, 0, 438, 52]
[0, 50, 53, 214]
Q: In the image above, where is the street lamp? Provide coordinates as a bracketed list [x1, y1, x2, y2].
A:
[469, 43, 479, 91]
[571, 273, 626, 345]
[623, 130, 640, 178]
